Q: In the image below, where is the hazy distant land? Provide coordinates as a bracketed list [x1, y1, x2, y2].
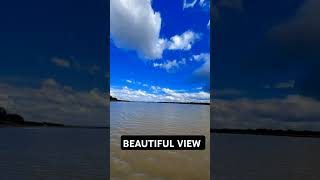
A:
[211, 128, 320, 138]
[0, 107, 108, 129]
[110, 96, 210, 105]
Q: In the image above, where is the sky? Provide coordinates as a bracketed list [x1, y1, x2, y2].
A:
[1, 0, 320, 130]
[110, 0, 210, 103]
[212, 0, 320, 130]
[0, 0, 109, 126]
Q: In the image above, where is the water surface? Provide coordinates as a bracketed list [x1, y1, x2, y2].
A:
[0, 128, 108, 180]
[111, 102, 210, 180]
[212, 133, 320, 180]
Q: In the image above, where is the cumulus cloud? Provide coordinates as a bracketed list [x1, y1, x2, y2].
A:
[111, 86, 209, 103]
[110, 0, 200, 59]
[50, 57, 102, 76]
[0, 79, 108, 126]
[192, 53, 210, 77]
[183, 0, 198, 9]
[207, 20, 210, 29]
[269, 0, 320, 51]
[110, 0, 164, 59]
[195, 60, 209, 77]
[42, 78, 59, 88]
[183, 0, 210, 9]
[199, 0, 206, 7]
[192, 53, 210, 62]
[153, 58, 186, 72]
[212, 95, 320, 131]
[51, 57, 71, 68]
[265, 80, 295, 89]
[125, 80, 144, 86]
[167, 31, 200, 51]
[150, 85, 162, 93]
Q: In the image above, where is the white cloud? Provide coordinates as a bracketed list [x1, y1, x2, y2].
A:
[154, 60, 178, 71]
[212, 95, 320, 131]
[111, 86, 209, 103]
[274, 80, 295, 89]
[161, 87, 210, 102]
[207, 20, 210, 29]
[110, 0, 200, 60]
[195, 60, 210, 77]
[150, 85, 161, 93]
[183, 0, 210, 10]
[110, 0, 164, 59]
[153, 58, 186, 72]
[193, 53, 210, 62]
[167, 31, 200, 50]
[0, 79, 108, 126]
[183, 0, 198, 9]
[265, 80, 295, 89]
[269, 0, 320, 49]
[42, 78, 59, 88]
[199, 0, 206, 6]
[125, 80, 145, 86]
[50, 57, 102, 76]
[192, 53, 210, 77]
[51, 57, 71, 68]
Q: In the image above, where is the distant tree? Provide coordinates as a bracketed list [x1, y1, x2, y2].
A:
[110, 96, 119, 101]
[6, 114, 24, 124]
[0, 107, 7, 120]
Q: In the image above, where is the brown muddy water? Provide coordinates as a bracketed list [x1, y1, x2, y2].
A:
[110, 102, 210, 180]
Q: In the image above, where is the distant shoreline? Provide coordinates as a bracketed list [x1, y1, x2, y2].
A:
[0, 122, 109, 129]
[211, 128, 320, 138]
[110, 96, 210, 105]
[0, 107, 109, 129]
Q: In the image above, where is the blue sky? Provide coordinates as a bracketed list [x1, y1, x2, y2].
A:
[0, 0, 108, 126]
[110, 0, 210, 103]
[212, 0, 320, 130]
[0, 0, 108, 91]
